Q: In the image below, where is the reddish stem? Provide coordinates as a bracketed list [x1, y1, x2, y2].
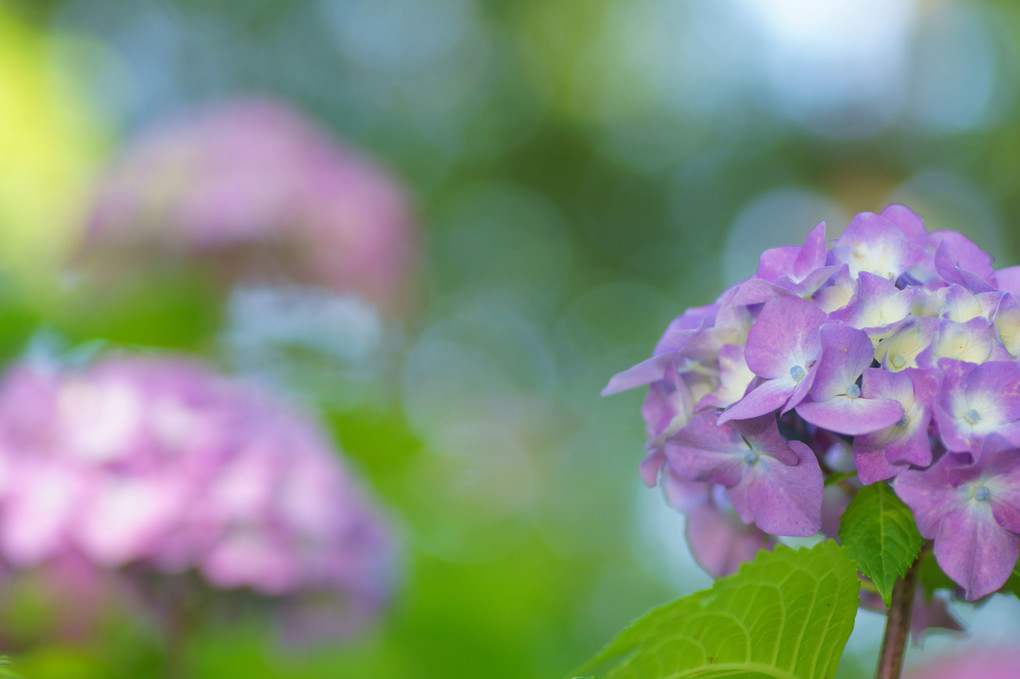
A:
[874, 560, 918, 679]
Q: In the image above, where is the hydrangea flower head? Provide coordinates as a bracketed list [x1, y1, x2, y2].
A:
[606, 205, 1020, 602]
[79, 99, 418, 315]
[0, 356, 396, 638]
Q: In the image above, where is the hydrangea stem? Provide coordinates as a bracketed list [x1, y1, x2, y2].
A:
[875, 559, 918, 679]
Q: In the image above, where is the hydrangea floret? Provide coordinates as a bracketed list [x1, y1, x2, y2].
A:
[605, 205, 1020, 603]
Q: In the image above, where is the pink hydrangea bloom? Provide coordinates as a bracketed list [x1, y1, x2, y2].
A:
[0, 356, 396, 637]
[80, 99, 418, 315]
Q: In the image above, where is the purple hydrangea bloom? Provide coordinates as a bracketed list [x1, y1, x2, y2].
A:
[79, 99, 419, 316]
[0, 356, 396, 637]
[606, 203, 1020, 600]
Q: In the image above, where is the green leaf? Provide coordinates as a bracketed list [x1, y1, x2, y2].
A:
[838, 482, 922, 607]
[574, 541, 860, 679]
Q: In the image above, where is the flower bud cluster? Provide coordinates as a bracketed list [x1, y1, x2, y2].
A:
[606, 206, 1020, 599]
[0, 356, 395, 635]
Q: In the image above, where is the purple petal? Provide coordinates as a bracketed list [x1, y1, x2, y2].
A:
[917, 318, 995, 368]
[977, 437, 1020, 534]
[940, 285, 1002, 324]
[934, 504, 1018, 600]
[853, 447, 906, 485]
[602, 353, 677, 396]
[812, 264, 856, 313]
[642, 367, 694, 444]
[854, 368, 936, 471]
[653, 306, 718, 355]
[779, 265, 840, 297]
[931, 231, 996, 288]
[757, 245, 801, 283]
[665, 412, 749, 487]
[995, 265, 1020, 297]
[831, 211, 925, 280]
[894, 454, 976, 538]
[881, 204, 927, 242]
[744, 296, 827, 379]
[731, 414, 800, 466]
[810, 325, 874, 400]
[875, 316, 938, 371]
[783, 363, 819, 414]
[992, 293, 1020, 357]
[638, 448, 665, 488]
[797, 396, 904, 436]
[731, 440, 823, 537]
[685, 501, 775, 578]
[730, 277, 789, 306]
[792, 222, 828, 281]
[934, 359, 1020, 453]
[695, 344, 755, 411]
[828, 272, 915, 330]
[717, 378, 794, 424]
[661, 466, 709, 511]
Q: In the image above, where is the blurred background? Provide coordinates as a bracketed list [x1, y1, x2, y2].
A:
[1, 0, 1020, 676]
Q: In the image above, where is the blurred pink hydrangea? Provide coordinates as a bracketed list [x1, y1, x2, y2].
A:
[80, 99, 418, 316]
[0, 355, 396, 638]
[905, 648, 1020, 679]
